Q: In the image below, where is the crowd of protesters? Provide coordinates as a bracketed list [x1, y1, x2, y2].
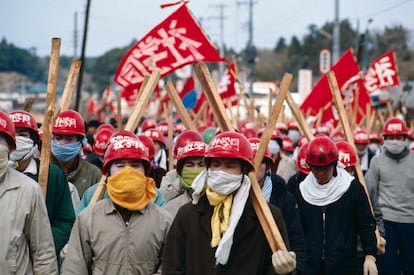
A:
[1, 107, 413, 275]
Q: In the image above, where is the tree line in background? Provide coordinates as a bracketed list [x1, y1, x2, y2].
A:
[0, 19, 413, 95]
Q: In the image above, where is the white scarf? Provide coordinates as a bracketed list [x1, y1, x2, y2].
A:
[154, 149, 167, 170]
[191, 168, 251, 265]
[9, 136, 37, 162]
[300, 166, 353, 206]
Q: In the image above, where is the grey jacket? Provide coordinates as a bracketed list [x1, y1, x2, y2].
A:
[0, 168, 58, 274]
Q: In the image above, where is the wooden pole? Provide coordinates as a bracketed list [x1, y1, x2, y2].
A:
[327, 71, 381, 243]
[117, 92, 123, 130]
[24, 96, 36, 112]
[60, 59, 81, 112]
[89, 70, 160, 205]
[38, 38, 61, 198]
[285, 91, 314, 141]
[165, 82, 197, 131]
[192, 101, 208, 126]
[194, 61, 288, 252]
[167, 102, 174, 171]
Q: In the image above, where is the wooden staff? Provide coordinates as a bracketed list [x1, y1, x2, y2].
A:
[285, 91, 314, 141]
[117, 92, 123, 130]
[351, 87, 360, 130]
[24, 96, 36, 112]
[194, 61, 288, 252]
[192, 100, 208, 126]
[89, 70, 160, 205]
[38, 38, 61, 198]
[165, 82, 197, 131]
[166, 102, 174, 171]
[60, 59, 81, 112]
[327, 71, 381, 241]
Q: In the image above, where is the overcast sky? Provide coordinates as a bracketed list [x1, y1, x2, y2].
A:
[1, 0, 413, 57]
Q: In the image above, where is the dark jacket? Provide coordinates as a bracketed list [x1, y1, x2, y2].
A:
[297, 178, 377, 275]
[269, 172, 306, 274]
[286, 171, 308, 203]
[162, 194, 291, 275]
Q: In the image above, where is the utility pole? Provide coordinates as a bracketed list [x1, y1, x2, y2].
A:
[74, 12, 78, 59]
[209, 3, 226, 77]
[75, 0, 91, 112]
[362, 19, 373, 72]
[332, 0, 340, 62]
[246, 0, 256, 98]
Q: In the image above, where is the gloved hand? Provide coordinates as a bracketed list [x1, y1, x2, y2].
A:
[272, 250, 296, 274]
[376, 236, 386, 255]
[363, 255, 378, 275]
[59, 243, 69, 265]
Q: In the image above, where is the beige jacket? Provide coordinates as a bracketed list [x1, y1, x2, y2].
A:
[0, 168, 58, 274]
[61, 199, 172, 275]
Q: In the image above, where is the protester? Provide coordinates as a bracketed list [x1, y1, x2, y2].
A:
[163, 139, 207, 218]
[365, 117, 414, 275]
[336, 140, 386, 274]
[297, 136, 378, 274]
[159, 130, 204, 202]
[163, 131, 296, 274]
[61, 135, 172, 274]
[9, 110, 75, 262]
[144, 128, 168, 171]
[249, 137, 306, 274]
[51, 110, 102, 200]
[0, 111, 58, 274]
[354, 129, 376, 175]
[259, 128, 297, 182]
[85, 127, 114, 169]
[286, 142, 310, 202]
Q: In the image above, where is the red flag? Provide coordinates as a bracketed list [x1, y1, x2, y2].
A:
[86, 98, 96, 114]
[364, 50, 400, 93]
[114, 4, 226, 89]
[299, 49, 360, 125]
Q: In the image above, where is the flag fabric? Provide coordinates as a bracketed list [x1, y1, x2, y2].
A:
[180, 75, 197, 108]
[299, 49, 362, 125]
[114, 4, 226, 89]
[364, 50, 400, 93]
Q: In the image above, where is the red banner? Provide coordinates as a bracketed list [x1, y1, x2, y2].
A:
[364, 50, 400, 93]
[299, 49, 362, 125]
[114, 4, 226, 89]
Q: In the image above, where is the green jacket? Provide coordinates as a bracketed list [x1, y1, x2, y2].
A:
[25, 158, 75, 257]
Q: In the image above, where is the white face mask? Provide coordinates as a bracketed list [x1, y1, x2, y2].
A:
[368, 144, 380, 153]
[288, 129, 301, 144]
[207, 169, 243, 195]
[9, 136, 37, 162]
[384, 140, 407, 154]
[268, 139, 280, 155]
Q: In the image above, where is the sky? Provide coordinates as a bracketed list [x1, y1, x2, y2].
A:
[1, 0, 414, 57]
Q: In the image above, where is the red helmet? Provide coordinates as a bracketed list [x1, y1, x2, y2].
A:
[248, 137, 273, 167]
[287, 120, 299, 130]
[282, 136, 295, 152]
[306, 136, 338, 166]
[156, 121, 169, 136]
[9, 110, 38, 132]
[331, 131, 345, 142]
[206, 131, 254, 172]
[239, 119, 256, 133]
[144, 129, 165, 146]
[298, 135, 308, 147]
[276, 122, 288, 133]
[296, 142, 310, 174]
[52, 110, 85, 137]
[174, 123, 186, 135]
[108, 130, 136, 145]
[315, 124, 330, 136]
[354, 129, 369, 144]
[102, 136, 151, 176]
[336, 141, 357, 168]
[258, 127, 282, 140]
[383, 117, 408, 136]
[241, 127, 257, 138]
[95, 123, 115, 134]
[82, 143, 93, 153]
[173, 130, 203, 158]
[176, 141, 207, 174]
[140, 118, 157, 132]
[137, 134, 155, 160]
[93, 128, 115, 157]
[0, 111, 16, 150]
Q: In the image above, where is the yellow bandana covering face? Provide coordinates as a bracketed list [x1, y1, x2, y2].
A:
[206, 187, 234, 248]
[107, 166, 156, 211]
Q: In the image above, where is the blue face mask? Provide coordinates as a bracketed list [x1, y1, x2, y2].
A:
[51, 140, 82, 162]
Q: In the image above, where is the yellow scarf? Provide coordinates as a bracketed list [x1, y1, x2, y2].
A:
[206, 187, 233, 248]
[107, 166, 156, 211]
